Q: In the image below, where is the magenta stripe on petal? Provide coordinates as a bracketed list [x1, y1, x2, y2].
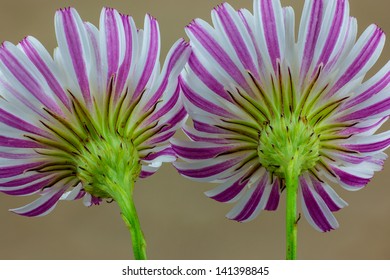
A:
[0, 108, 48, 137]
[327, 27, 384, 98]
[183, 127, 230, 144]
[339, 96, 390, 121]
[133, 15, 159, 99]
[19, 38, 71, 110]
[264, 178, 280, 211]
[343, 137, 390, 153]
[160, 107, 187, 132]
[0, 135, 41, 148]
[182, 79, 234, 118]
[260, 0, 281, 69]
[0, 162, 42, 178]
[332, 167, 370, 187]
[145, 40, 189, 110]
[215, 4, 258, 77]
[316, 0, 345, 67]
[1, 177, 55, 196]
[143, 147, 176, 161]
[300, 0, 323, 78]
[0, 151, 35, 159]
[210, 177, 248, 203]
[147, 131, 176, 145]
[0, 46, 63, 114]
[339, 117, 387, 135]
[59, 8, 92, 107]
[187, 20, 251, 91]
[301, 178, 334, 232]
[0, 173, 46, 187]
[146, 83, 180, 125]
[177, 157, 241, 179]
[139, 170, 155, 178]
[103, 8, 120, 82]
[193, 120, 224, 134]
[172, 143, 232, 160]
[343, 72, 390, 110]
[13, 187, 67, 217]
[115, 15, 133, 96]
[311, 177, 341, 211]
[188, 53, 230, 100]
[234, 175, 268, 222]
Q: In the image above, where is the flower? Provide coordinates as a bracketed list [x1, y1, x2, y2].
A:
[0, 7, 190, 220]
[173, 0, 389, 232]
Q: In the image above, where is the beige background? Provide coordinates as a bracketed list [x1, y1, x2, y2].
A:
[0, 0, 389, 260]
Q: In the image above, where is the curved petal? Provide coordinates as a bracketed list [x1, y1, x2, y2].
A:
[300, 175, 339, 232]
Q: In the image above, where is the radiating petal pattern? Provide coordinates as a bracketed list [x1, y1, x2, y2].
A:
[174, 0, 389, 232]
[0, 7, 190, 217]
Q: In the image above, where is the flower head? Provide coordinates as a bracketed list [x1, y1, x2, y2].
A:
[0, 7, 190, 217]
[173, 0, 389, 232]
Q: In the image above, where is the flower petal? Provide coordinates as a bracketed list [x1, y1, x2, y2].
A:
[300, 175, 339, 232]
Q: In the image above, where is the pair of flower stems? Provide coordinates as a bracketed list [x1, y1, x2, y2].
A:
[0, 0, 389, 260]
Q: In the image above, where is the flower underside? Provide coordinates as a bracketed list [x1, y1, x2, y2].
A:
[174, 0, 390, 234]
[25, 81, 161, 200]
[220, 67, 349, 182]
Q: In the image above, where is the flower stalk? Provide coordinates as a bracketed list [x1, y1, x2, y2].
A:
[116, 183, 147, 260]
[285, 157, 300, 260]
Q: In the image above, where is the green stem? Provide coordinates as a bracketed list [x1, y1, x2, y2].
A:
[113, 183, 147, 260]
[285, 158, 299, 260]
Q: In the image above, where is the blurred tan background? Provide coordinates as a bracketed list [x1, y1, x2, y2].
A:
[0, 0, 389, 260]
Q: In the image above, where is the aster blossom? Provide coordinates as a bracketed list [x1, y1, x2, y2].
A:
[0, 7, 190, 259]
[173, 0, 389, 259]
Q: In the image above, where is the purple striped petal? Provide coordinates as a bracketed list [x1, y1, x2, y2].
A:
[0, 108, 49, 137]
[299, 0, 324, 80]
[114, 14, 136, 97]
[145, 131, 176, 146]
[233, 177, 267, 222]
[341, 64, 390, 110]
[146, 83, 180, 125]
[0, 43, 63, 115]
[133, 15, 160, 100]
[343, 132, 390, 153]
[227, 170, 270, 222]
[181, 78, 235, 118]
[19, 37, 71, 110]
[1, 177, 55, 196]
[264, 178, 280, 210]
[0, 162, 42, 179]
[326, 25, 385, 98]
[144, 39, 190, 111]
[100, 8, 122, 85]
[10, 185, 68, 217]
[142, 147, 176, 161]
[0, 151, 36, 160]
[188, 53, 230, 100]
[0, 173, 46, 187]
[174, 155, 246, 180]
[300, 176, 338, 232]
[213, 3, 258, 78]
[339, 117, 387, 136]
[206, 175, 248, 203]
[255, 0, 284, 70]
[0, 135, 41, 148]
[55, 7, 92, 108]
[314, 0, 346, 69]
[182, 125, 230, 144]
[338, 96, 390, 121]
[310, 176, 347, 211]
[172, 139, 237, 160]
[186, 19, 251, 91]
[332, 166, 371, 189]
